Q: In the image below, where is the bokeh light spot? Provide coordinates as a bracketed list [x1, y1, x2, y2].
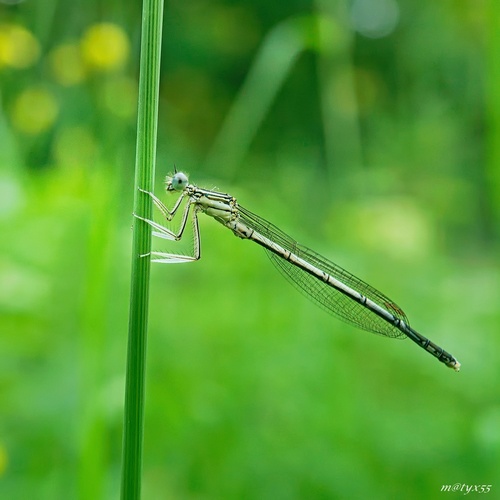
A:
[53, 126, 98, 169]
[80, 23, 130, 71]
[0, 23, 40, 68]
[354, 198, 432, 258]
[49, 42, 86, 86]
[350, 0, 400, 39]
[11, 87, 58, 135]
[0, 174, 25, 219]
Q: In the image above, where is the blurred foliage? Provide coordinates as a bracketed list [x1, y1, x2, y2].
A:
[0, 0, 499, 499]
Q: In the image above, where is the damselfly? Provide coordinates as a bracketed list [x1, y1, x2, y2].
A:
[135, 171, 461, 371]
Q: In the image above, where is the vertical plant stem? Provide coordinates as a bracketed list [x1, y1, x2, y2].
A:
[121, 0, 164, 498]
[204, 17, 305, 179]
[314, 0, 363, 192]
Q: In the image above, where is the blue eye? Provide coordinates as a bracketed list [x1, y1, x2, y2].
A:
[170, 172, 188, 191]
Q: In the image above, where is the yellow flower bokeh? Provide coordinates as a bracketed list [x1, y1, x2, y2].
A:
[11, 87, 59, 135]
[0, 23, 40, 69]
[80, 23, 130, 72]
[49, 42, 87, 86]
[53, 126, 98, 169]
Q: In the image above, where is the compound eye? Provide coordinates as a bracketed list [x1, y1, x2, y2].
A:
[170, 172, 188, 191]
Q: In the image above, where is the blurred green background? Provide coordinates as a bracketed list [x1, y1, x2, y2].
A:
[1, 0, 499, 499]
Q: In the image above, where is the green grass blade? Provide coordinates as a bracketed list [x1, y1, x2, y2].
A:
[121, 0, 164, 498]
[205, 16, 307, 178]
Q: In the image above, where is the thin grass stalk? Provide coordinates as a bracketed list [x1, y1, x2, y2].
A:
[204, 17, 306, 179]
[121, 0, 164, 497]
[314, 0, 362, 193]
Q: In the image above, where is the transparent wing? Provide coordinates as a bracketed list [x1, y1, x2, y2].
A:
[239, 206, 408, 338]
